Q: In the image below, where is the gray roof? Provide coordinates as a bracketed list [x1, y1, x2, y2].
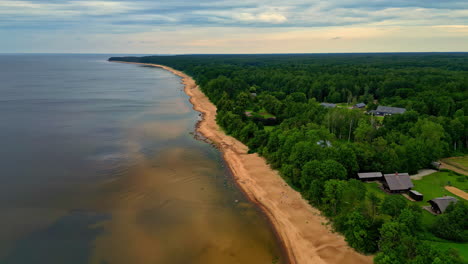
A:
[429, 196, 458, 213]
[383, 173, 413, 190]
[320, 103, 336, 108]
[316, 140, 332, 148]
[357, 172, 383, 179]
[355, 103, 366, 108]
[376, 106, 406, 114]
[409, 190, 423, 196]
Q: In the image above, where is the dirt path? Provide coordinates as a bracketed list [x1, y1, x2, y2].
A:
[440, 161, 467, 176]
[445, 186, 468, 200]
[410, 169, 437, 180]
[112, 61, 373, 264]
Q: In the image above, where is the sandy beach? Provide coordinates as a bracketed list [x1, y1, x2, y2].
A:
[113, 61, 373, 264]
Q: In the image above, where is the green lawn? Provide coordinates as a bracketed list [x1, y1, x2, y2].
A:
[336, 103, 352, 108]
[264, 126, 276, 132]
[412, 171, 468, 205]
[245, 108, 276, 119]
[362, 171, 467, 207]
[430, 241, 468, 260]
[364, 182, 387, 200]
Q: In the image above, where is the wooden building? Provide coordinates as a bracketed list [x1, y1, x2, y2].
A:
[409, 190, 423, 201]
[357, 172, 383, 181]
[383, 173, 413, 193]
[354, 102, 366, 109]
[320, 103, 337, 108]
[368, 106, 406, 116]
[428, 196, 458, 214]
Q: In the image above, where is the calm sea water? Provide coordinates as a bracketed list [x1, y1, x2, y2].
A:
[0, 54, 284, 264]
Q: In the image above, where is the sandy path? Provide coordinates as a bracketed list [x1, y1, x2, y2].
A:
[112, 61, 373, 264]
[445, 186, 468, 200]
[410, 169, 437, 180]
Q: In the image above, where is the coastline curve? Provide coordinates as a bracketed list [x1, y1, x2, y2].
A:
[111, 61, 373, 264]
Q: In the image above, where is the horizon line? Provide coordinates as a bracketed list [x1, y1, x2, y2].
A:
[2, 51, 468, 56]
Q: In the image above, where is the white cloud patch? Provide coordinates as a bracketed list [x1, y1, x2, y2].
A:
[234, 12, 287, 23]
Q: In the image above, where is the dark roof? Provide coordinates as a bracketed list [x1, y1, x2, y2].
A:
[320, 103, 336, 108]
[376, 106, 406, 114]
[355, 103, 366, 108]
[357, 172, 383, 179]
[383, 173, 413, 190]
[429, 196, 458, 213]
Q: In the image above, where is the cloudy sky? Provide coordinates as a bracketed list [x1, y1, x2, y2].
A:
[1, 0, 467, 53]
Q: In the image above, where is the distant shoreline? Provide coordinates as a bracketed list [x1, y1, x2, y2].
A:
[110, 60, 372, 264]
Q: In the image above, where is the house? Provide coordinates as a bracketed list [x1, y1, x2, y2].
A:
[428, 196, 458, 214]
[383, 172, 413, 193]
[409, 190, 423, 201]
[320, 103, 337, 108]
[316, 140, 332, 148]
[431, 161, 441, 170]
[354, 102, 366, 109]
[357, 172, 383, 181]
[368, 106, 406, 116]
[244, 111, 253, 117]
[250, 92, 257, 97]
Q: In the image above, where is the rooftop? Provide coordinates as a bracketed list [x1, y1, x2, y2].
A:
[355, 103, 366, 108]
[376, 106, 406, 114]
[383, 173, 413, 190]
[429, 196, 458, 213]
[320, 103, 337, 108]
[357, 172, 383, 179]
[409, 190, 423, 196]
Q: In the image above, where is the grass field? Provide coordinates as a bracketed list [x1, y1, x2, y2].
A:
[443, 156, 468, 171]
[363, 178, 467, 261]
[412, 171, 468, 203]
[245, 108, 276, 119]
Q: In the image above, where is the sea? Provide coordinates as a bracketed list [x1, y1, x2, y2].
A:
[0, 54, 284, 264]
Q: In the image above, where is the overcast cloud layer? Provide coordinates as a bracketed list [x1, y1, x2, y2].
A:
[1, 0, 467, 53]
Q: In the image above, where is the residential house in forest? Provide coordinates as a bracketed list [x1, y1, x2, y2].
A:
[368, 106, 406, 116]
[428, 196, 458, 214]
[357, 172, 383, 181]
[320, 103, 337, 108]
[354, 102, 366, 109]
[383, 172, 413, 193]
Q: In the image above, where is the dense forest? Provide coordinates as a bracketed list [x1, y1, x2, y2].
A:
[110, 53, 468, 263]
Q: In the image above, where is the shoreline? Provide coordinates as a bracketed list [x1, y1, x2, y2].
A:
[112, 61, 373, 264]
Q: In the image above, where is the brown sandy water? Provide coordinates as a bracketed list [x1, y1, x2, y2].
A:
[0, 55, 284, 264]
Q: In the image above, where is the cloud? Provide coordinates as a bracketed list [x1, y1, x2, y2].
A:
[0, 0, 467, 52]
[234, 12, 287, 23]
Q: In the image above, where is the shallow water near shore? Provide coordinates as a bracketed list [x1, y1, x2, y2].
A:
[0, 54, 284, 264]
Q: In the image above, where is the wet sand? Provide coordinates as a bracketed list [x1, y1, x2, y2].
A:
[113, 61, 373, 264]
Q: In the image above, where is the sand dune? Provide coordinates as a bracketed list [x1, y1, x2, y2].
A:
[113, 61, 373, 264]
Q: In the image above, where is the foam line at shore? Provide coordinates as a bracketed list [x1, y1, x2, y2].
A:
[112, 61, 373, 264]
